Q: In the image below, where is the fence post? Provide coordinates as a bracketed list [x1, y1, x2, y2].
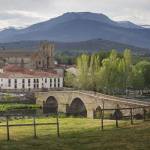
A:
[143, 108, 146, 121]
[101, 100, 104, 131]
[130, 108, 133, 125]
[6, 116, 10, 141]
[33, 116, 37, 138]
[115, 109, 119, 128]
[101, 109, 104, 131]
[56, 113, 60, 137]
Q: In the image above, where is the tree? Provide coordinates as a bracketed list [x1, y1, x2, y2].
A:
[89, 54, 101, 91]
[123, 49, 132, 94]
[117, 58, 126, 93]
[131, 64, 145, 91]
[98, 50, 121, 94]
[64, 72, 76, 88]
[132, 61, 150, 90]
[64, 49, 150, 96]
[76, 54, 91, 90]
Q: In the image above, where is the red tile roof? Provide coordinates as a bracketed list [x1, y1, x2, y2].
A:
[0, 65, 62, 78]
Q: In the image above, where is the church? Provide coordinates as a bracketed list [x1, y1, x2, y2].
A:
[0, 41, 55, 70]
[0, 41, 64, 91]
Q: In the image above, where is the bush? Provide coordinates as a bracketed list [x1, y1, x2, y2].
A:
[110, 109, 123, 120]
[134, 113, 143, 120]
[0, 104, 41, 112]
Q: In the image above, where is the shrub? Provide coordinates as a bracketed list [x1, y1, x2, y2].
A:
[134, 113, 143, 120]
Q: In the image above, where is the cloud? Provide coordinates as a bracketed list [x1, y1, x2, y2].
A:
[6, 10, 48, 19]
[111, 6, 150, 25]
[0, 10, 49, 20]
[0, 10, 49, 29]
[0, 20, 10, 29]
[0, 0, 150, 29]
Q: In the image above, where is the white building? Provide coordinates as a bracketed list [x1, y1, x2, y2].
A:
[0, 65, 63, 90]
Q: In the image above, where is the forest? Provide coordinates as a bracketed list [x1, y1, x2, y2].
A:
[65, 49, 150, 95]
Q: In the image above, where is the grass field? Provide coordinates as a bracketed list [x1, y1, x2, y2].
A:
[0, 117, 150, 150]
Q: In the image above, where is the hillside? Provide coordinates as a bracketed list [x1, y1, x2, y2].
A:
[0, 12, 150, 49]
[0, 39, 149, 55]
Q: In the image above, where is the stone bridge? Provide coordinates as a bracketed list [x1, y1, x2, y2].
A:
[35, 90, 150, 118]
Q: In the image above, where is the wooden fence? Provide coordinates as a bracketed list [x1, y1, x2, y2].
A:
[0, 106, 150, 141]
[0, 113, 60, 141]
[100, 106, 150, 130]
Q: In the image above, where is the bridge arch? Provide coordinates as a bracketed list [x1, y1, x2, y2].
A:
[35, 90, 149, 118]
[94, 106, 102, 119]
[67, 97, 87, 117]
[43, 96, 58, 114]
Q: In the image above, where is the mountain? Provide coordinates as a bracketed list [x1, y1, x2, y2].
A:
[0, 39, 149, 55]
[0, 12, 150, 49]
[0, 27, 18, 38]
[117, 21, 142, 29]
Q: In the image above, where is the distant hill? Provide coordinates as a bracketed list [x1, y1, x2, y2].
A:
[0, 12, 150, 49]
[0, 39, 149, 55]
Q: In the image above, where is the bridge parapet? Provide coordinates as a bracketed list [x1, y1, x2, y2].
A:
[34, 90, 150, 118]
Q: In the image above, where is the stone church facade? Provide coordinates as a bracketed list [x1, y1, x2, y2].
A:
[32, 41, 55, 70]
[0, 41, 55, 70]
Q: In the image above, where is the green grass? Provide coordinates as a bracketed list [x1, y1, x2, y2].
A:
[0, 117, 150, 150]
[0, 104, 40, 112]
[1, 94, 17, 101]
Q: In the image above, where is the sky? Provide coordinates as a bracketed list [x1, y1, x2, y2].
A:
[0, 0, 150, 29]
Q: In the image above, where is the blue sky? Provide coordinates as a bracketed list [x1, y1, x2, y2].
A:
[0, 0, 150, 29]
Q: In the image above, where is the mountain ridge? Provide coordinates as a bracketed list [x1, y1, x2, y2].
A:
[0, 12, 149, 49]
[0, 12, 143, 31]
[0, 39, 149, 55]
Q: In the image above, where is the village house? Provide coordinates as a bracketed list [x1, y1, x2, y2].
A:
[0, 65, 63, 91]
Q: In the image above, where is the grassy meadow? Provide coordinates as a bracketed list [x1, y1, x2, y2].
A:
[0, 117, 150, 150]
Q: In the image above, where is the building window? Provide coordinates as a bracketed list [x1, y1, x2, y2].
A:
[33, 78, 39, 89]
[8, 79, 11, 87]
[28, 79, 30, 87]
[45, 78, 47, 83]
[58, 78, 60, 87]
[54, 78, 56, 87]
[50, 78, 52, 87]
[37, 79, 39, 88]
[22, 79, 25, 89]
[34, 79, 36, 88]
[15, 79, 17, 83]
[15, 79, 17, 89]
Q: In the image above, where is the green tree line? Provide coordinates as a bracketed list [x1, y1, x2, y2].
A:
[65, 49, 150, 95]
